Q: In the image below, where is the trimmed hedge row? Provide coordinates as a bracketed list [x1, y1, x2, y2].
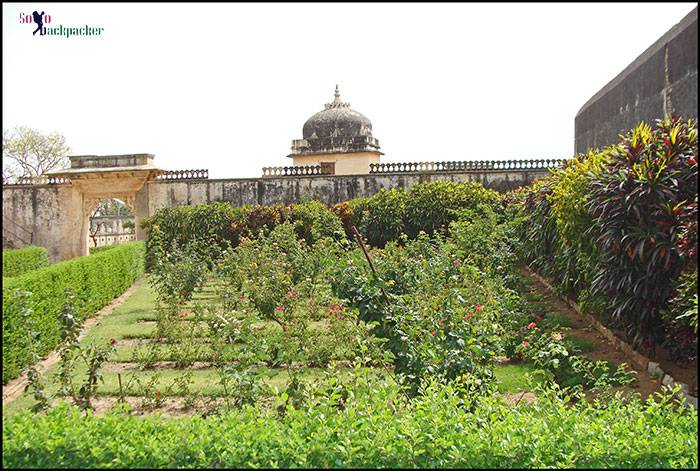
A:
[2, 387, 697, 468]
[2, 246, 49, 277]
[2, 242, 146, 384]
[89, 244, 121, 255]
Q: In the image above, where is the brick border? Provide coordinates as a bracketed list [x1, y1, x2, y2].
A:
[525, 267, 698, 410]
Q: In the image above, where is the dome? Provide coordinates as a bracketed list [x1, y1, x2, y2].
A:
[302, 86, 373, 139]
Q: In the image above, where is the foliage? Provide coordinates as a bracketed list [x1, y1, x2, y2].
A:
[588, 118, 698, 349]
[54, 287, 116, 411]
[142, 201, 345, 268]
[148, 242, 209, 304]
[509, 118, 698, 359]
[662, 269, 698, 362]
[2, 126, 70, 183]
[2, 246, 49, 277]
[357, 181, 503, 247]
[2, 242, 145, 384]
[3, 384, 697, 468]
[332, 233, 506, 396]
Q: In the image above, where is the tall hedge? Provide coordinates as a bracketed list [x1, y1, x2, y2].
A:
[142, 201, 345, 268]
[2, 241, 146, 384]
[510, 117, 698, 357]
[2, 246, 49, 277]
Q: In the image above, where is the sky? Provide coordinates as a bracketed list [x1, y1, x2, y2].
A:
[3, 2, 697, 179]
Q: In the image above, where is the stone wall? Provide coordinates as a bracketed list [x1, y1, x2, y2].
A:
[146, 169, 550, 212]
[2, 185, 83, 262]
[3, 168, 550, 263]
[575, 7, 698, 154]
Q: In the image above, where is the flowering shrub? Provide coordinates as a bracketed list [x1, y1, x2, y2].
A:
[332, 233, 505, 396]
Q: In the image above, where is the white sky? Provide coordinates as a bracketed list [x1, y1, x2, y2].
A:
[3, 2, 697, 178]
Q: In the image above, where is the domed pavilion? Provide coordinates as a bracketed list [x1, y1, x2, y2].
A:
[288, 85, 383, 175]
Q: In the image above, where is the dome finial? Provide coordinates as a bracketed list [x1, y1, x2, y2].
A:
[325, 84, 350, 109]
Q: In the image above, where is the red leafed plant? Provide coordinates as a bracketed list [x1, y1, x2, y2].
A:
[588, 117, 698, 352]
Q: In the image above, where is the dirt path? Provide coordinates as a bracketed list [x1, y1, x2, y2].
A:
[520, 268, 661, 400]
[2, 277, 146, 405]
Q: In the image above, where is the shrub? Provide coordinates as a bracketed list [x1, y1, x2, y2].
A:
[2, 246, 48, 277]
[509, 118, 698, 358]
[403, 180, 503, 239]
[143, 201, 345, 267]
[589, 118, 698, 349]
[3, 384, 697, 468]
[2, 242, 145, 383]
[89, 245, 120, 255]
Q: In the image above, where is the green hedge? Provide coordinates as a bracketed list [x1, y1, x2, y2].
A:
[2, 246, 49, 277]
[2, 242, 146, 384]
[89, 245, 121, 255]
[2, 388, 697, 468]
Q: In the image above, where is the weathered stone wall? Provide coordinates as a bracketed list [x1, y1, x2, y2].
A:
[3, 168, 550, 263]
[146, 169, 549, 212]
[2, 185, 83, 262]
[575, 7, 698, 154]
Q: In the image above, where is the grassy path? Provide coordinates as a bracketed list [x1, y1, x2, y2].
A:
[2, 277, 147, 406]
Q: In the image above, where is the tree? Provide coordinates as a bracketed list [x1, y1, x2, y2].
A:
[89, 221, 106, 248]
[3, 127, 70, 183]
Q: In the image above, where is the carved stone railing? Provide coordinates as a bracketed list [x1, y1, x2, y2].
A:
[3, 175, 72, 186]
[262, 165, 324, 177]
[369, 159, 565, 174]
[153, 169, 209, 181]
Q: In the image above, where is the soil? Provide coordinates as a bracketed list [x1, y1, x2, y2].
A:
[82, 395, 226, 417]
[520, 268, 667, 401]
[497, 392, 537, 406]
[2, 278, 146, 405]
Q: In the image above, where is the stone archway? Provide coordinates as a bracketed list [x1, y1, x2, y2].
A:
[45, 154, 161, 257]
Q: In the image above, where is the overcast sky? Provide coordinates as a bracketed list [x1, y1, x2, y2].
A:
[3, 2, 696, 178]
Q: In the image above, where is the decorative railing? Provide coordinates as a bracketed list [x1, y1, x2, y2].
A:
[262, 165, 324, 177]
[3, 175, 72, 186]
[153, 169, 209, 181]
[369, 159, 565, 174]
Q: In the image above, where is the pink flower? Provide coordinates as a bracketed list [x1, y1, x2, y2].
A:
[521, 341, 530, 347]
[474, 305, 483, 312]
[452, 259, 462, 267]
[536, 316, 543, 322]
[527, 322, 537, 330]
[330, 305, 344, 311]
[464, 313, 474, 319]
[552, 333, 562, 341]
[287, 290, 297, 298]
[275, 305, 285, 312]
[239, 295, 245, 301]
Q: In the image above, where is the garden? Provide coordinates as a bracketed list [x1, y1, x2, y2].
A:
[2, 118, 698, 468]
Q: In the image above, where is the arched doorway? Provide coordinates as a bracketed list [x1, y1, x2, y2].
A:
[87, 197, 136, 253]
